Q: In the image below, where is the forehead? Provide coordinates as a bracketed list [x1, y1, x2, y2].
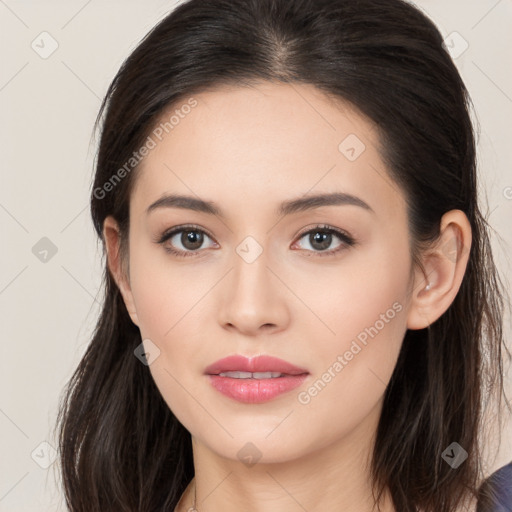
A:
[131, 81, 405, 221]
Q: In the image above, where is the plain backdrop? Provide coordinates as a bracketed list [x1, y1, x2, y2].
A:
[0, 1, 511, 510]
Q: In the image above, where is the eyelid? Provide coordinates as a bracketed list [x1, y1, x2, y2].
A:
[155, 223, 216, 245]
[294, 224, 352, 241]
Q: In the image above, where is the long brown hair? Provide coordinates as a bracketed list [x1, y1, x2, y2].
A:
[54, 0, 511, 510]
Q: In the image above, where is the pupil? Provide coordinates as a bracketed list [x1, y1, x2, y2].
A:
[311, 231, 331, 250]
[183, 230, 203, 250]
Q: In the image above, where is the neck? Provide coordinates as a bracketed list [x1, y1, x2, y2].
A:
[176, 399, 395, 512]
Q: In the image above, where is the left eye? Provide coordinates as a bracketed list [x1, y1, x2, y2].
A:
[293, 225, 355, 256]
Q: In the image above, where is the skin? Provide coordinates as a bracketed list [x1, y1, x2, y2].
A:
[103, 82, 472, 512]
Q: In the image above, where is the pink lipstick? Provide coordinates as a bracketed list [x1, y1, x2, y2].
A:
[204, 355, 309, 404]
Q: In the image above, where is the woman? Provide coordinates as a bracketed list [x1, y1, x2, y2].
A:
[54, 0, 511, 511]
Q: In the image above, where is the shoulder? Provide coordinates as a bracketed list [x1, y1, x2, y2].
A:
[476, 461, 512, 511]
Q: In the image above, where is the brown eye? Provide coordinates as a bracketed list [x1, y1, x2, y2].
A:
[308, 231, 334, 251]
[293, 225, 355, 257]
[157, 225, 217, 258]
[179, 230, 204, 250]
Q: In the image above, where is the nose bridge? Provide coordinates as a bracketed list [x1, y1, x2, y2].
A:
[231, 238, 273, 302]
[218, 236, 288, 333]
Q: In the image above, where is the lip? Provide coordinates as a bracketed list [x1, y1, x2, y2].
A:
[204, 355, 309, 404]
[204, 354, 308, 376]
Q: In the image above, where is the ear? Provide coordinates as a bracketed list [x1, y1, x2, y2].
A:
[103, 216, 139, 327]
[407, 209, 472, 330]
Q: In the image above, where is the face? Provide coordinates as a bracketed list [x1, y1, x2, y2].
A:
[115, 82, 419, 463]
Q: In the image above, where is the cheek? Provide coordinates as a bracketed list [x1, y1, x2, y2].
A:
[313, 236, 410, 340]
[297, 273, 409, 439]
[128, 248, 210, 422]
[309, 240, 411, 392]
[128, 241, 210, 339]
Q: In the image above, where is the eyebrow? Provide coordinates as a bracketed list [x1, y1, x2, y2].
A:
[146, 191, 375, 217]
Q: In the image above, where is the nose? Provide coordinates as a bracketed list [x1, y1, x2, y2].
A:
[217, 248, 290, 336]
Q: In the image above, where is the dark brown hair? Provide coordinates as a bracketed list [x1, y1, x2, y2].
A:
[54, 0, 511, 510]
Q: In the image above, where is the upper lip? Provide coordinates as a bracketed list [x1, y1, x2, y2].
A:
[204, 355, 309, 376]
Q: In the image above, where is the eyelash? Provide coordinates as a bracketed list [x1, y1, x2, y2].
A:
[155, 223, 356, 258]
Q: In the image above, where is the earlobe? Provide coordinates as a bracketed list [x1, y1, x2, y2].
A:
[102, 216, 140, 327]
[406, 209, 472, 330]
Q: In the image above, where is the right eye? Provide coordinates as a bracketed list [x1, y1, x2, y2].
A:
[156, 224, 218, 258]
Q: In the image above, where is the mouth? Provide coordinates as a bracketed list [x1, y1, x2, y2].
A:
[204, 355, 309, 403]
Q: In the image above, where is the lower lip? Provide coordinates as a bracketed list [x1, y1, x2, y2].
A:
[207, 374, 309, 403]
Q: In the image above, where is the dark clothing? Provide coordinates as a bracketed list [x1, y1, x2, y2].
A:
[477, 461, 512, 512]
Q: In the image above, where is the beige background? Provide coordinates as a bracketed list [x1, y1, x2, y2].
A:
[0, 1, 511, 510]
